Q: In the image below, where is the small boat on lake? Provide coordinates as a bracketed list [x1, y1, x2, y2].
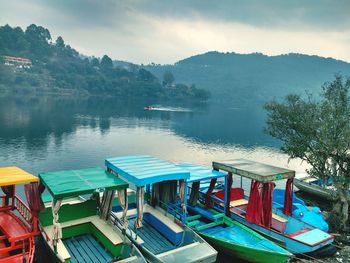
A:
[106, 155, 218, 263]
[144, 106, 154, 110]
[176, 163, 292, 263]
[0, 166, 41, 263]
[210, 159, 335, 257]
[38, 167, 146, 263]
[294, 174, 346, 201]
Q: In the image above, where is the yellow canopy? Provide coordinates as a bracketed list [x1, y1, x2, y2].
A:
[0, 166, 39, 187]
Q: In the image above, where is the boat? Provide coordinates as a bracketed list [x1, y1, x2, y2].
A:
[175, 163, 292, 263]
[209, 159, 335, 257]
[105, 155, 218, 263]
[0, 166, 41, 263]
[144, 106, 154, 110]
[273, 189, 329, 232]
[38, 167, 146, 263]
[294, 174, 342, 201]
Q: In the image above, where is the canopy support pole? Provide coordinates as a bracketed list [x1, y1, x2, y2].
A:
[225, 172, 233, 216]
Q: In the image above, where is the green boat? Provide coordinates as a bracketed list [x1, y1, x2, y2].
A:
[177, 163, 292, 263]
[38, 167, 146, 263]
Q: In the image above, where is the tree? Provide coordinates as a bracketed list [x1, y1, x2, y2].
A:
[56, 36, 65, 48]
[264, 75, 350, 232]
[100, 55, 113, 70]
[163, 71, 174, 86]
[91, 58, 99, 67]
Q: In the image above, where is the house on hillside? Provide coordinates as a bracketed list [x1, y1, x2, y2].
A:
[2, 56, 32, 68]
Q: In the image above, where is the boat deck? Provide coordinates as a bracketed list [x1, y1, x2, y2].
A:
[63, 234, 113, 263]
[128, 216, 177, 255]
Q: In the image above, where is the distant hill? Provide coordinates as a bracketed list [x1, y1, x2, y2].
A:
[0, 24, 209, 101]
[146, 51, 350, 101]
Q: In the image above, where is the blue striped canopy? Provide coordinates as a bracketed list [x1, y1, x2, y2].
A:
[105, 155, 190, 187]
[176, 163, 226, 183]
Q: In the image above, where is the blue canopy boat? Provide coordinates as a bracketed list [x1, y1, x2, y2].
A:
[105, 155, 217, 263]
[210, 159, 335, 257]
[175, 163, 292, 263]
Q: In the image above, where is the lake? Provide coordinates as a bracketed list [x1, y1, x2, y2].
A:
[0, 95, 308, 175]
[0, 94, 310, 262]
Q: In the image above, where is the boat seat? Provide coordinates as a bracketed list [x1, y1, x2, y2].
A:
[43, 215, 123, 245]
[0, 212, 29, 239]
[214, 188, 244, 201]
[144, 205, 183, 234]
[0, 239, 9, 259]
[230, 199, 248, 207]
[271, 213, 288, 233]
[272, 213, 287, 223]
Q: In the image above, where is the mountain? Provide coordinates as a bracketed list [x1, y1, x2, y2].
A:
[145, 51, 350, 102]
[0, 24, 208, 101]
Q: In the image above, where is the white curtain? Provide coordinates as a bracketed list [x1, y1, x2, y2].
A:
[179, 180, 187, 213]
[134, 187, 144, 229]
[51, 199, 62, 247]
[100, 190, 116, 221]
[117, 189, 128, 229]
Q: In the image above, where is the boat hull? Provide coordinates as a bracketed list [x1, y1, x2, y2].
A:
[294, 178, 337, 201]
[199, 233, 290, 263]
[230, 213, 334, 256]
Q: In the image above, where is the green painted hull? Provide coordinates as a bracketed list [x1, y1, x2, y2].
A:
[199, 232, 290, 263]
[186, 209, 291, 263]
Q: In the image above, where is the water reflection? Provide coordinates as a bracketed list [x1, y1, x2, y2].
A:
[0, 95, 308, 175]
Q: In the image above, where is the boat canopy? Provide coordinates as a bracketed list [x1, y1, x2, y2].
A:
[176, 163, 225, 183]
[105, 155, 190, 187]
[212, 159, 295, 182]
[39, 167, 128, 199]
[0, 166, 38, 186]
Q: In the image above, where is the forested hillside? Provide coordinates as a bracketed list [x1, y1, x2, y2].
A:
[146, 51, 350, 101]
[0, 24, 209, 100]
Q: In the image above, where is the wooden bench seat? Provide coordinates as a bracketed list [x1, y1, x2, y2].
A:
[43, 215, 124, 245]
[144, 205, 183, 234]
[230, 199, 248, 207]
[272, 213, 288, 223]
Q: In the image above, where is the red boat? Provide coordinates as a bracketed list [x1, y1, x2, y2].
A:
[0, 167, 41, 263]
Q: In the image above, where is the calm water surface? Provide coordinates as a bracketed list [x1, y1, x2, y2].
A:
[0, 95, 308, 174]
[0, 95, 309, 262]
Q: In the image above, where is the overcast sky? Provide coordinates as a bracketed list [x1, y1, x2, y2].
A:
[1, 0, 350, 64]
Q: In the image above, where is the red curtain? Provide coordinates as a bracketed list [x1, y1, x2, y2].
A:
[261, 182, 275, 227]
[283, 178, 294, 216]
[205, 178, 217, 209]
[24, 182, 41, 217]
[1, 185, 14, 206]
[1, 185, 14, 196]
[225, 173, 233, 216]
[246, 180, 263, 225]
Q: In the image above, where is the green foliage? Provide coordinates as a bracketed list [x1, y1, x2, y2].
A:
[100, 55, 113, 70]
[146, 51, 350, 101]
[163, 71, 174, 86]
[264, 75, 350, 231]
[0, 24, 208, 101]
[56, 36, 65, 48]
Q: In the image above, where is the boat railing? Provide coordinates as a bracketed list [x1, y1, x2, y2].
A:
[0, 195, 7, 208]
[14, 195, 32, 225]
[110, 211, 140, 243]
[197, 190, 226, 212]
[158, 200, 184, 222]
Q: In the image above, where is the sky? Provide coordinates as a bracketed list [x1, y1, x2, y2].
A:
[1, 0, 350, 64]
